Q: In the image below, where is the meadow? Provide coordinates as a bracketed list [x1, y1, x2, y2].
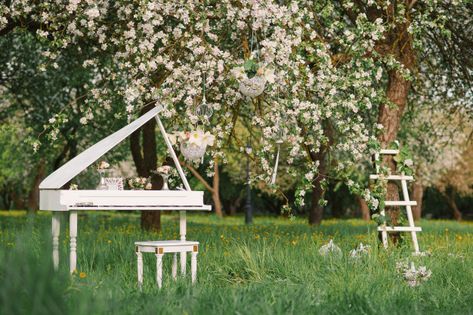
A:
[1, 211, 472, 315]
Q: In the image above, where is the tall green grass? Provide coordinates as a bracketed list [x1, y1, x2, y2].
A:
[1, 212, 472, 314]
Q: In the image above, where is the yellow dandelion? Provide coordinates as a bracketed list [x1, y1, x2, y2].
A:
[79, 272, 87, 279]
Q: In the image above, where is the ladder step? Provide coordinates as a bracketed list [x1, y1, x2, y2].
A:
[378, 226, 422, 232]
[379, 149, 399, 155]
[385, 201, 417, 206]
[369, 175, 414, 181]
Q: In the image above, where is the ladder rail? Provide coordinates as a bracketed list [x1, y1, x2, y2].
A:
[370, 148, 421, 253]
[401, 178, 420, 253]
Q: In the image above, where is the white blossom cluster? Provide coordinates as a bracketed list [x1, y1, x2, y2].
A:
[2, 0, 465, 208]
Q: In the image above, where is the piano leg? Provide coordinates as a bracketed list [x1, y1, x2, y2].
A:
[191, 251, 197, 284]
[52, 212, 61, 270]
[136, 250, 143, 289]
[156, 253, 163, 288]
[180, 211, 186, 275]
[69, 211, 78, 274]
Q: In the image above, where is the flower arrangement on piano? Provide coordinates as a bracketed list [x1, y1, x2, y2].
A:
[155, 165, 173, 190]
[168, 129, 215, 162]
[127, 177, 152, 190]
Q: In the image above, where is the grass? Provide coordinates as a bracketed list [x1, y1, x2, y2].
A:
[1, 211, 473, 315]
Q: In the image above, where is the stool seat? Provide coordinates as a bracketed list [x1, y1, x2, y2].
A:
[135, 240, 199, 288]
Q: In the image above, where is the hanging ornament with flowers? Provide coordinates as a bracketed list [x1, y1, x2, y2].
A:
[232, 24, 275, 98]
[168, 130, 216, 163]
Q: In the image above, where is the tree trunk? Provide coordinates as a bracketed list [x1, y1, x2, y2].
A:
[444, 191, 462, 221]
[130, 105, 161, 231]
[309, 148, 328, 225]
[309, 181, 325, 225]
[374, 4, 416, 244]
[212, 158, 223, 218]
[27, 159, 46, 212]
[411, 182, 423, 221]
[377, 70, 414, 244]
[357, 196, 370, 221]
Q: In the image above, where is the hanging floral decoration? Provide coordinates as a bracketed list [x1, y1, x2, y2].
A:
[168, 130, 216, 162]
[232, 58, 275, 98]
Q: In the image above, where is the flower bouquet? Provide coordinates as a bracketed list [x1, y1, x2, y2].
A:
[155, 165, 172, 190]
[127, 177, 152, 190]
[168, 129, 215, 162]
[231, 59, 275, 97]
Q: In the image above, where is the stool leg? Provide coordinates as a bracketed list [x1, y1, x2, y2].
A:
[156, 253, 164, 288]
[172, 253, 177, 280]
[191, 252, 197, 284]
[136, 250, 143, 288]
[180, 252, 186, 275]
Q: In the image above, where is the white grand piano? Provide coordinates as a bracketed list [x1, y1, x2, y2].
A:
[39, 105, 211, 273]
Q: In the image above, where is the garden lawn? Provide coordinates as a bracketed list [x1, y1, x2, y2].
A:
[1, 211, 472, 315]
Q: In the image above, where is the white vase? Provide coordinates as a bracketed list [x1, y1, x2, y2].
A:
[96, 169, 108, 190]
[180, 142, 207, 162]
[239, 76, 266, 97]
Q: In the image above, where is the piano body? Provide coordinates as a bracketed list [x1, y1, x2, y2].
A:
[39, 106, 211, 273]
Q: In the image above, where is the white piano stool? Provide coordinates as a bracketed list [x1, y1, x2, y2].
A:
[135, 240, 199, 289]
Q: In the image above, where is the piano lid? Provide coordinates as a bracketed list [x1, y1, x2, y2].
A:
[40, 106, 162, 189]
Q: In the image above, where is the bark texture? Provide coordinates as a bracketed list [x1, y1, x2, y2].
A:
[27, 159, 46, 212]
[443, 190, 462, 221]
[130, 105, 161, 231]
[357, 196, 371, 221]
[375, 8, 416, 243]
[411, 182, 424, 221]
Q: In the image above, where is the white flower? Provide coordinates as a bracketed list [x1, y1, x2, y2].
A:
[371, 198, 379, 210]
[98, 161, 110, 170]
[349, 243, 371, 258]
[404, 159, 413, 167]
[202, 131, 215, 146]
[49, 117, 56, 124]
[188, 129, 205, 146]
[167, 133, 177, 145]
[319, 239, 342, 257]
[156, 165, 172, 174]
[231, 66, 246, 80]
[263, 67, 276, 84]
[85, 7, 100, 19]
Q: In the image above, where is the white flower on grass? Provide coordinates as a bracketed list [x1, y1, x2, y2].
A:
[319, 239, 342, 257]
[349, 243, 371, 258]
[396, 260, 432, 287]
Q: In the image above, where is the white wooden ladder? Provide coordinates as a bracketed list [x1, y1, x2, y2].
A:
[370, 149, 421, 253]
